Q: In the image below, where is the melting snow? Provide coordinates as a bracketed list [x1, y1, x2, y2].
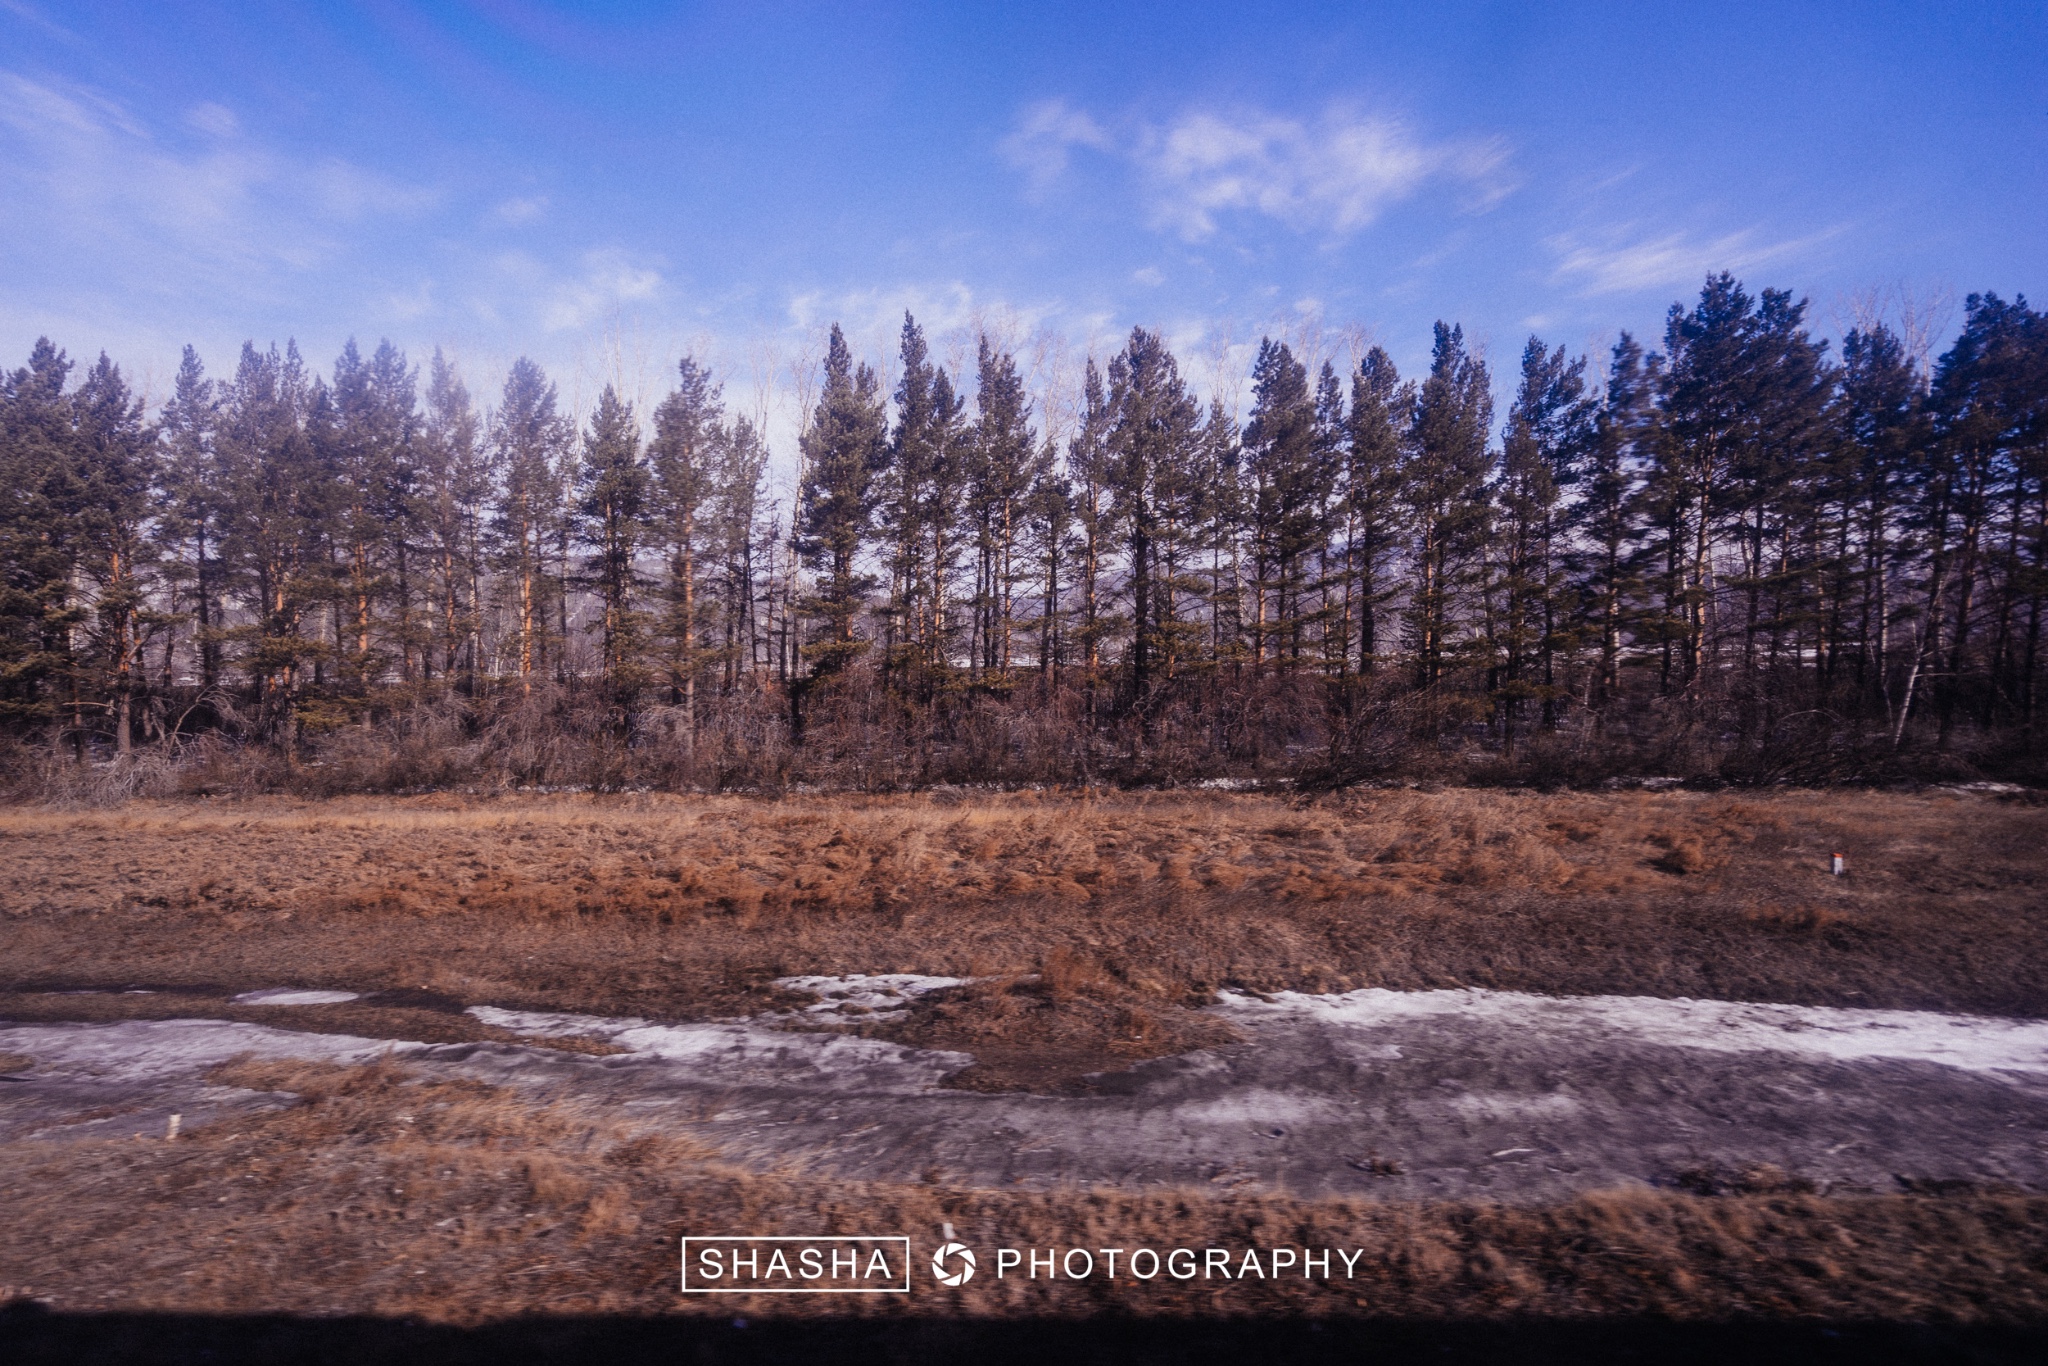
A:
[233, 988, 361, 1006]
[464, 1002, 970, 1084]
[772, 973, 968, 1019]
[0, 1018, 419, 1082]
[1216, 987, 2048, 1077]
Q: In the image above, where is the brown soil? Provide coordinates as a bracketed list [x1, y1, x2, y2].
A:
[1, 1058, 2043, 1325]
[888, 959, 1244, 1093]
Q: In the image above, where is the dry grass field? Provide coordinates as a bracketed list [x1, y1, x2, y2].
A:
[2, 787, 2046, 1332]
[1, 786, 2044, 1085]
[1, 1056, 2043, 1325]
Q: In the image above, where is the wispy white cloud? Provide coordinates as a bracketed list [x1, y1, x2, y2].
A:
[788, 281, 983, 362]
[1140, 107, 1512, 241]
[1003, 98, 1513, 242]
[305, 157, 440, 220]
[999, 98, 1110, 196]
[1548, 225, 1842, 295]
[539, 247, 663, 331]
[184, 101, 238, 137]
[0, 0, 81, 45]
[380, 280, 436, 323]
[0, 70, 440, 284]
[494, 194, 548, 225]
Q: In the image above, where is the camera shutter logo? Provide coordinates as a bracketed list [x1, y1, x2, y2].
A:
[931, 1241, 976, 1286]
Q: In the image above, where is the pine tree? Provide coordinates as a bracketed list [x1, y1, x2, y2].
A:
[419, 351, 488, 693]
[1923, 294, 2047, 737]
[489, 358, 573, 693]
[881, 315, 964, 688]
[1575, 334, 1654, 712]
[649, 357, 724, 745]
[1023, 439, 1075, 690]
[1729, 290, 1831, 708]
[969, 336, 1035, 678]
[1655, 274, 1762, 695]
[157, 346, 224, 696]
[1493, 336, 1591, 746]
[327, 339, 419, 697]
[69, 353, 157, 753]
[711, 414, 771, 692]
[1106, 328, 1200, 717]
[215, 342, 326, 745]
[1069, 358, 1114, 710]
[1404, 322, 1494, 696]
[0, 340, 81, 738]
[1241, 341, 1334, 668]
[796, 325, 888, 676]
[1344, 347, 1409, 675]
[1834, 324, 1921, 717]
[1195, 397, 1243, 668]
[577, 386, 650, 706]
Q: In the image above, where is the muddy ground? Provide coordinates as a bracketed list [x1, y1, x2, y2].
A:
[6, 982, 2048, 1201]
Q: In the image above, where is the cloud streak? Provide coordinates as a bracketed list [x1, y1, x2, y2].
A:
[1141, 108, 1511, 241]
[0, 70, 439, 286]
[1004, 98, 1513, 241]
[1548, 225, 1843, 295]
[536, 248, 664, 332]
[998, 98, 1110, 196]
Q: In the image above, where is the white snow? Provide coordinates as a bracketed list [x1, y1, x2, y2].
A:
[233, 988, 361, 1006]
[465, 1005, 649, 1040]
[464, 1003, 970, 1085]
[1216, 987, 2048, 1077]
[467, 978, 960, 1037]
[0, 1018, 420, 1082]
[771, 973, 969, 1019]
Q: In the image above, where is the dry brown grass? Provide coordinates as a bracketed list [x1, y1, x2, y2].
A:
[0, 1059, 2043, 1325]
[2, 789, 2042, 1047]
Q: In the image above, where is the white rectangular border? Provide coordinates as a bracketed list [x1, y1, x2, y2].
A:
[680, 1236, 912, 1293]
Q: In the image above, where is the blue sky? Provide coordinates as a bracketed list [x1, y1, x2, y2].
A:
[2, 0, 2042, 444]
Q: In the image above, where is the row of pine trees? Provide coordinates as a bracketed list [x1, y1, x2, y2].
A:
[2, 273, 2043, 786]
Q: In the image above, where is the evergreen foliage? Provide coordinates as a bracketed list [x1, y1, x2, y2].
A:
[4, 273, 2047, 789]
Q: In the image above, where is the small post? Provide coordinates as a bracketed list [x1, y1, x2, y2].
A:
[1830, 854, 1845, 877]
[166, 1113, 181, 1140]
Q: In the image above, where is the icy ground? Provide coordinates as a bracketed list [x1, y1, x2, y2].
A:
[5, 979, 2047, 1201]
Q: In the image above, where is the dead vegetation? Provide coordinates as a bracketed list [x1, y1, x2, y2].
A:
[0, 1058, 2043, 1325]
[3, 792, 2044, 1326]
[886, 963, 1243, 1093]
[2, 788, 2043, 1050]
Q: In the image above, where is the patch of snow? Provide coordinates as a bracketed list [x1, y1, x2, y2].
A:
[233, 988, 360, 1006]
[772, 973, 969, 1019]
[1216, 987, 2048, 1077]
[464, 1002, 972, 1087]
[1159, 1088, 1352, 1130]
[465, 1005, 648, 1040]
[0, 1018, 420, 1083]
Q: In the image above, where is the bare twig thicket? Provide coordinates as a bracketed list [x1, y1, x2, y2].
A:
[3, 277, 2045, 799]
